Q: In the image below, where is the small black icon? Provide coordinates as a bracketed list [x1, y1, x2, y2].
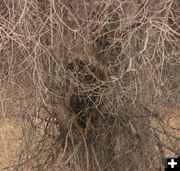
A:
[165, 156, 180, 171]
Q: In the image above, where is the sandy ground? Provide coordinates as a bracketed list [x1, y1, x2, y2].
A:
[0, 105, 179, 170]
[0, 118, 22, 170]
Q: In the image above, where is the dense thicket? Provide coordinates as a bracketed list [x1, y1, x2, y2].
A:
[0, 0, 179, 170]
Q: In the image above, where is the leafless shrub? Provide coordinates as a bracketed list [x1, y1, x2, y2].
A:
[0, 0, 179, 170]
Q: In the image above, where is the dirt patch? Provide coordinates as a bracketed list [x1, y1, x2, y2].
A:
[0, 119, 22, 170]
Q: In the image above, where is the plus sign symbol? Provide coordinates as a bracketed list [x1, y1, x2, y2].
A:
[165, 156, 180, 171]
